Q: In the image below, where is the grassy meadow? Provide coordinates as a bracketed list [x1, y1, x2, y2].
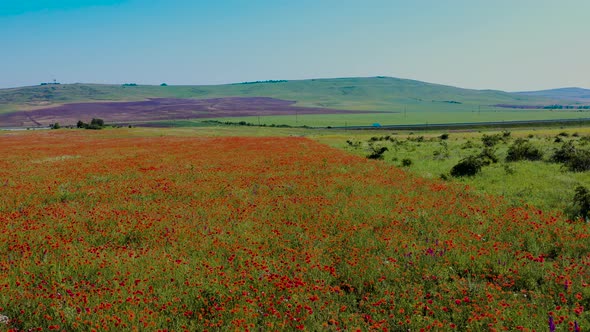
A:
[0, 127, 589, 331]
[203, 109, 590, 128]
[315, 127, 590, 215]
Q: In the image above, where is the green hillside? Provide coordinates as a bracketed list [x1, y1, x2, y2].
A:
[0, 77, 564, 115]
[516, 87, 590, 102]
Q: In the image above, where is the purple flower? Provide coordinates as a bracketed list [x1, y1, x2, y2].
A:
[549, 316, 555, 332]
[575, 321, 580, 332]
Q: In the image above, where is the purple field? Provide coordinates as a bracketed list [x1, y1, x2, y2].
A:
[0, 97, 379, 127]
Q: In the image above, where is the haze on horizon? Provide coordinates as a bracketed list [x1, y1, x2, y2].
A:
[1, 0, 589, 92]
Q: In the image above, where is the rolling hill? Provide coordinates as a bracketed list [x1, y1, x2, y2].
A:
[0, 77, 569, 113]
[516, 87, 590, 102]
[1, 77, 589, 128]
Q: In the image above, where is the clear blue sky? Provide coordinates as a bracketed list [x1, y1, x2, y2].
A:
[1, 0, 589, 91]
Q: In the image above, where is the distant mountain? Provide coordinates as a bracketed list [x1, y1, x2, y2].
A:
[516, 87, 590, 102]
[0, 77, 567, 115]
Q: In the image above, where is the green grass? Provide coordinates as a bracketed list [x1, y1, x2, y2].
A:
[207, 109, 590, 127]
[314, 127, 590, 214]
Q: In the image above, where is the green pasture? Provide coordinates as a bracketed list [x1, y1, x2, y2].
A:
[204, 109, 590, 127]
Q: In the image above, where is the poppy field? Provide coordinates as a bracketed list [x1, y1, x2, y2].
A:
[0, 130, 589, 331]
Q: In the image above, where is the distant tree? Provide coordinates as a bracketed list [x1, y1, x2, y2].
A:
[160, 83, 168, 86]
[76, 118, 105, 130]
[91, 118, 104, 127]
[50, 123, 60, 129]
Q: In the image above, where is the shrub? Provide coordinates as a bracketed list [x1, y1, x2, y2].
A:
[505, 139, 543, 162]
[551, 141, 577, 163]
[50, 123, 60, 129]
[439, 133, 449, 140]
[503, 164, 515, 175]
[478, 147, 498, 164]
[401, 158, 412, 167]
[564, 150, 590, 172]
[366, 146, 388, 160]
[450, 155, 485, 177]
[433, 141, 449, 160]
[461, 140, 476, 149]
[481, 134, 502, 147]
[570, 186, 590, 221]
[346, 140, 361, 148]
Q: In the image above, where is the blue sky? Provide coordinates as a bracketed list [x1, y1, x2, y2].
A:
[1, 0, 589, 90]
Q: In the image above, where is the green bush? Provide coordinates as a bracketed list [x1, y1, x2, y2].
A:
[461, 140, 476, 149]
[481, 134, 502, 147]
[346, 140, 361, 148]
[503, 164, 515, 175]
[450, 155, 485, 177]
[570, 186, 590, 221]
[551, 141, 577, 163]
[366, 146, 388, 160]
[565, 150, 590, 172]
[505, 139, 543, 162]
[478, 147, 498, 164]
[401, 158, 412, 167]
